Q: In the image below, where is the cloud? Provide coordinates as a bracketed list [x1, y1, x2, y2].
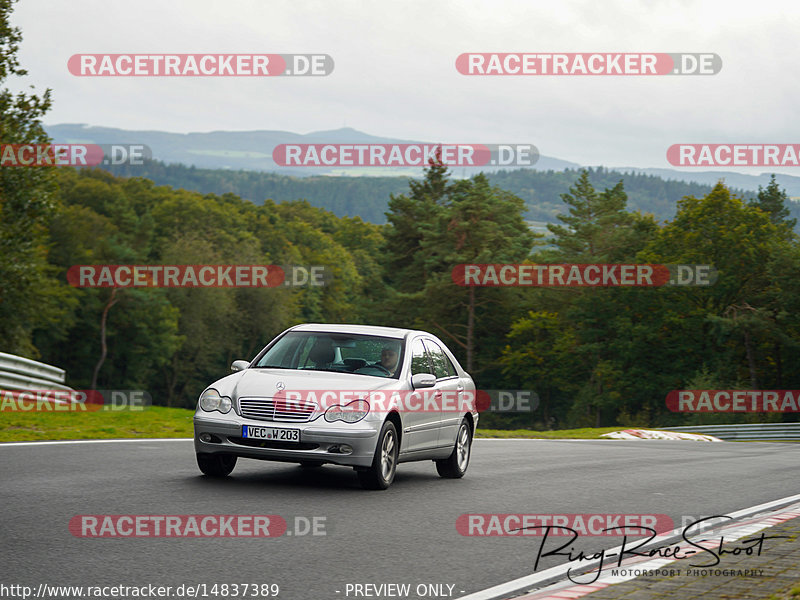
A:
[9, 0, 800, 172]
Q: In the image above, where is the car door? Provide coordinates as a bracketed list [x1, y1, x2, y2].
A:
[402, 337, 441, 453]
[423, 339, 463, 448]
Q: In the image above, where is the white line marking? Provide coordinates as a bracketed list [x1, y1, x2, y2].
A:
[0, 437, 626, 448]
[0, 436, 711, 448]
[475, 438, 605, 442]
[0, 438, 192, 448]
[456, 491, 800, 600]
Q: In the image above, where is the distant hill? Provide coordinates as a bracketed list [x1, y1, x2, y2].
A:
[45, 123, 800, 197]
[44, 123, 578, 175]
[49, 123, 800, 226]
[99, 159, 782, 226]
[619, 167, 800, 197]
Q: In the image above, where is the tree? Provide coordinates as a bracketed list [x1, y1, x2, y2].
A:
[421, 174, 537, 371]
[750, 174, 796, 232]
[641, 182, 790, 396]
[523, 171, 660, 426]
[382, 164, 537, 373]
[0, 0, 64, 355]
[545, 169, 642, 261]
[382, 160, 450, 293]
[498, 311, 577, 429]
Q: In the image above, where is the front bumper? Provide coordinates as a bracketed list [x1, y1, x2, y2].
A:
[193, 414, 380, 468]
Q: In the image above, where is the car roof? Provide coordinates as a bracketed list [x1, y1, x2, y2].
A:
[289, 323, 425, 340]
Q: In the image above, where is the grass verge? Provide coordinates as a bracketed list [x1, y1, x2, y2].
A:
[0, 408, 631, 443]
[0, 406, 194, 442]
[475, 427, 623, 439]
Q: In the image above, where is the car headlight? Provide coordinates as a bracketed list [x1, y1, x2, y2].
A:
[199, 388, 232, 414]
[324, 399, 369, 423]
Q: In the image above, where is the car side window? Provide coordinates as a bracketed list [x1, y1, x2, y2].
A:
[424, 340, 457, 379]
[410, 339, 433, 375]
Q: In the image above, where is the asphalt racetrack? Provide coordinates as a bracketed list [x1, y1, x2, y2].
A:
[2, 439, 799, 599]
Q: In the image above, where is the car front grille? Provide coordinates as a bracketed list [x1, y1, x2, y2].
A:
[238, 396, 317, 423]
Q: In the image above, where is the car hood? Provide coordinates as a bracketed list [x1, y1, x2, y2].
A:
[209, 368, 402, 399]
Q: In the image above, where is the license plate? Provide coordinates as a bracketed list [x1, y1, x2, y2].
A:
[243, 425, 300, 442]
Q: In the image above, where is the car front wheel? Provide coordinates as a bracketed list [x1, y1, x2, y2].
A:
[357, 421, 398, 490]
[196, 453, 237, 477]
[435, 419, 471, 478]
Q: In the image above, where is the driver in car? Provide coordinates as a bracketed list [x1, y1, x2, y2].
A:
[373, 346, 399, 374]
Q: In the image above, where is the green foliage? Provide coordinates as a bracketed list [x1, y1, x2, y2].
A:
[751, 174, 797, 231]
[7, 148, 800, 428]
[101, 160, 762, 228]
[6, 3, 800, 432]
[496, 176, 800, 429]
[379, 165, 537, 375]
[10, 162, 800, 427]
[17, 168, 380, 407]
[0, 0, 64, 355]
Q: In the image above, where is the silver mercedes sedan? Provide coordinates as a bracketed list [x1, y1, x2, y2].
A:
[193, 323, 478, 489]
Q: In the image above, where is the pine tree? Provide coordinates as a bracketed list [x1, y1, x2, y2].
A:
[545, 169, 636, 261]
[750, 174, 796, 232]
[381, 158, 450, 293]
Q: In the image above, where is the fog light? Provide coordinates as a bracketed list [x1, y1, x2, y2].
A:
[339, 444, 353, 454]
[199, 432, 212, 443]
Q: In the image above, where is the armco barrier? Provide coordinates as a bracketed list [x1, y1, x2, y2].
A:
[0, 351, 74, 393]
[662, 423, 800, 442]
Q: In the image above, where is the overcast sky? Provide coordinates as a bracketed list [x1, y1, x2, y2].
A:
[9, 0, 800, 173]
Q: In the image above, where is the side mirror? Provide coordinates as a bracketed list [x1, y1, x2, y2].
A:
[231, 360, 250, 373]
[411, 373, 436, 389]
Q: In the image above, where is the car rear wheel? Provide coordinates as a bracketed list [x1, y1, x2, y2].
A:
[357, 421, 398, 490]
[196, 453, 237, 477]
[436, 419, 471, 478]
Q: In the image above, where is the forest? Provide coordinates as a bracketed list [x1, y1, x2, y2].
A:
[103, 158, 766, 226]
[4, 158, 799, 429]
[3, 0, 800, 430]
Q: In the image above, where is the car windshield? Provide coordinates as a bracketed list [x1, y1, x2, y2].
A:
[253, 332, 404, 378]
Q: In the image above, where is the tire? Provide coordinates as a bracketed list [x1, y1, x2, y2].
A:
[196, 453, 237, 477]
[358, 421, 398, 490]
[436, 418, 472, 478]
